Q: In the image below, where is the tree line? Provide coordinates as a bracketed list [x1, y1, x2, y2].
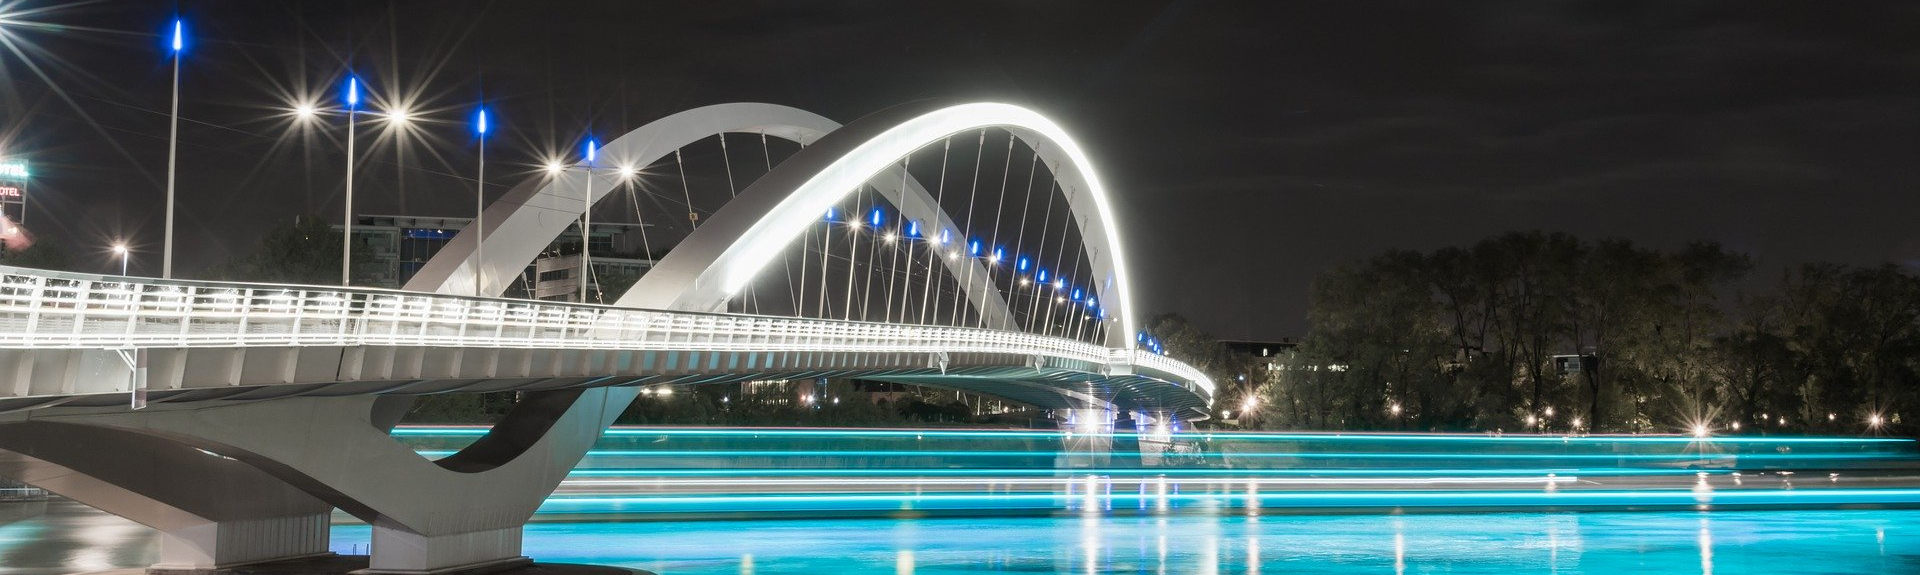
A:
[1158, 231, 1920, 435]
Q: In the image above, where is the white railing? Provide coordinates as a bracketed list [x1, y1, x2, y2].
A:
[0, 268, 1214, 397]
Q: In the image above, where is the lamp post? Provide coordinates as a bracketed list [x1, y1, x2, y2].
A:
[161, 19, 183, 279]
[341, 76, 359, 286]
[111, 242, 128, 276]
[580, 139, 596, 303]
[473, 108, 488, 297]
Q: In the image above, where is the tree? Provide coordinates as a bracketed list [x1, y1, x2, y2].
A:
[210, 215, 366, 284]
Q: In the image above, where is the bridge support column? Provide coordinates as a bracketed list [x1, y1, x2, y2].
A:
[151, 513, 333, 572]
[365, 523, 528, 574]
[6, 388, 637, 574]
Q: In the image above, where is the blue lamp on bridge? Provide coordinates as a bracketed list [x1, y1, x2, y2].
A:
[868, 206, 884, 228]
[1037, 268, 1049, 283]
[968, 238, 982, 257]
[1017, 255, 1030, 273]
[824, 206, 837, 222]
[905, 219, 921, 238]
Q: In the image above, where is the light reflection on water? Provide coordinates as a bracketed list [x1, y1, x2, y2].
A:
[6, 500, 1918, 574]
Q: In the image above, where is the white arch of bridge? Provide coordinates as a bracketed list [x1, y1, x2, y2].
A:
[409, 101, 1137, 349]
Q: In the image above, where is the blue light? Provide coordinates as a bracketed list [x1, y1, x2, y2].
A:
[1137, 331, 1148, 343]
[345, 77, 360, 108]
[1071, 287, 1083, 301]
[585, 139, 597, 164]
[474, 109, 488, 136]
[1087, 297, 1098, 309]
[1037, 268, 1049, 283]
[1017, 255, 1030, 272]
[869, 206, 884, 227]
[824, 206, 837, 222]
[969, 238, 982, 257]
[906, 219, 921, 238]
[993, 246, 1005, 261]
[170, 19, 184, 53]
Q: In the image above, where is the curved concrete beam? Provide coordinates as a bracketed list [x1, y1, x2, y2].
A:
[620, 102, 1137, 349]
[406, 103, 1016, 326]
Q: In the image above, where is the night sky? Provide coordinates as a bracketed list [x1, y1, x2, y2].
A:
[2, 1, 1917, 339]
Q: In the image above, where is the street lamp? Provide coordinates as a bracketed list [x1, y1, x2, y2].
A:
[111, 242, 128, 276]
[342, 76, 360, 286]
[473, 107, 488, 297]
[580, 138, 597, 303]
[161, 18, 184, 279]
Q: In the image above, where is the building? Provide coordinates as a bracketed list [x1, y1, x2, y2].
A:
[338, 214, 655, 301]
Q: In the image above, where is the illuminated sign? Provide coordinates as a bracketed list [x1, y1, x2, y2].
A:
[0, 187, 19, 199]
[0, 161, 25, 180]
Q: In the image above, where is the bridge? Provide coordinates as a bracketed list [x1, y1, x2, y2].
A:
[0, 102, 1213, 573]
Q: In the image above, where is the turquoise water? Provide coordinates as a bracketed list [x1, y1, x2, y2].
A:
[6, 427, 1920, 573]
[333, 510, 1920, 574]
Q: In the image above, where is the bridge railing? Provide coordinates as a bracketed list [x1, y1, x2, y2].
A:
[0, 268, 1214, 397]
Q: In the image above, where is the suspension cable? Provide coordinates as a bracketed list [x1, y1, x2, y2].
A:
[764, 132, 798, 315]
[919, 137, 952, 325]
[982, 135, 1016, 329]
[950, 130, 987, 327]
[842, 186, 864, 321]
[1009, 150, 1040, 330]
[1044, 180, 1072, 337]
[1028, 176, 1059, 332]
[884, 157, 909, 323]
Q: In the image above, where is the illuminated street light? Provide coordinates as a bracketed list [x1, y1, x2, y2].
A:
[1870, 414, 1885, 428]
[581, 138, 597, 303]
[294, 103, 317, 121]
[110, 242, 128, 276]
[161, 18, 185, 278]
[342, 76, 362, 285]
[386, 108, 412, 126]
[545, 161, 565, 176]
[1692, 423, 1710, 439]
[473, 107, 489, 298]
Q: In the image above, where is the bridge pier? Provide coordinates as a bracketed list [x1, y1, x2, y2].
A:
[150, 513, 333, 572]
[365, 523, 528, 574]
[1, 387, 639, 574]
